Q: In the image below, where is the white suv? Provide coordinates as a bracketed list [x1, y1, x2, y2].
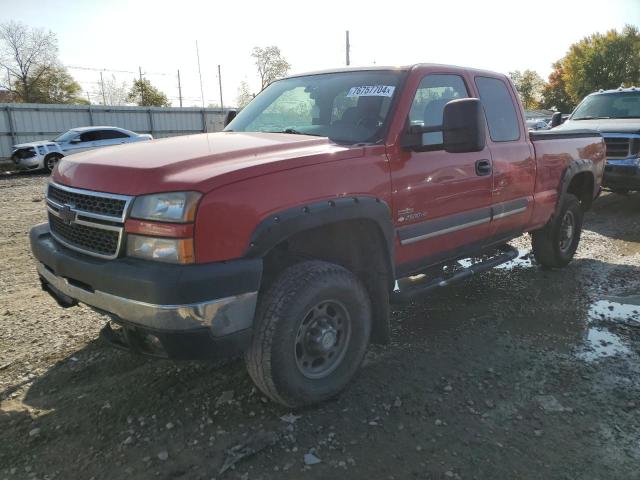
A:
[11, 126, 153, 173]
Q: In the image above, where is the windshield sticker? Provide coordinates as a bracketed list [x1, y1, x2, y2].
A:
[347, 85, 395, 98]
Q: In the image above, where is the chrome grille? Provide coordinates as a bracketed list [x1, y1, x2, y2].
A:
[48, 183, 127, 219]
[604, 137, 631, 158]
[46, 182, 133, 259]
[49, 213, 120, 256]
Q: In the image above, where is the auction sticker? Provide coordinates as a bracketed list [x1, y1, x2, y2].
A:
[347, 85, 395, 97]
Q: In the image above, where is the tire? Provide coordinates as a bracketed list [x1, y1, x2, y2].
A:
[45, 154, 62, 173]
[531, 193, 583, 268]
[245, 260, 372, 407]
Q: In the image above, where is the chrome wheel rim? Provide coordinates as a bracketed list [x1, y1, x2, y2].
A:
[294, 300, 351, 379]
[559, 210, 575, 252]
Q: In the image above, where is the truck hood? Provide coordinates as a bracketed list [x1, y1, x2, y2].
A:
[53, 132, 365, 195]
[557, 118, 640, 134]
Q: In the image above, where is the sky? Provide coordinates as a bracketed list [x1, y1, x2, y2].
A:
[1, 0, 638, 108]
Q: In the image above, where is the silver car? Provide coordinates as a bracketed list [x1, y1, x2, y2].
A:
[11, 126, 153, 173]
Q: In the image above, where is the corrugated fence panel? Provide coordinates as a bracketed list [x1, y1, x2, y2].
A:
[0, 103, 234, 159]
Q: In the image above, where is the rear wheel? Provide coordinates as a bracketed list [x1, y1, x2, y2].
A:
[45, 153, 62, 173]
[245, 260, 372, 407]
[531, 193, 583, 268]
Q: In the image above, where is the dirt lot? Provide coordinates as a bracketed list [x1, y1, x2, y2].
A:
[1, 173, 639, 480]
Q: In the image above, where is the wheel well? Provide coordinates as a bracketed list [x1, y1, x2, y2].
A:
[567, 171, 594, 210]
[261, 219, 394, 344]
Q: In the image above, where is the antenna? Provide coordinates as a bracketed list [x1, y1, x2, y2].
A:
[196, 41, 205, 108]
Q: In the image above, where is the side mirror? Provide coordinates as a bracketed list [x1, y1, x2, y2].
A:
[441, 98, 486, 153]
[401, 98, 486, 153]
[224, 110, 238, 127]
[549, 111, 563, 128]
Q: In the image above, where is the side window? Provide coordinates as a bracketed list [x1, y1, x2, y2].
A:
[79, 131, 97, 142]
[99, 130, 129, 140]
[409, 74, 468, 145]
[475, 76, 520, 142]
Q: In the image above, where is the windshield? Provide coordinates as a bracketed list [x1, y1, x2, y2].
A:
[52, 130, 79, 142]
[572, 92, 640, 120]
[225, 70, 404, 144]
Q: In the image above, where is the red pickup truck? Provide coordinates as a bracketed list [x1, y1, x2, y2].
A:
[30, 64, 605, 407]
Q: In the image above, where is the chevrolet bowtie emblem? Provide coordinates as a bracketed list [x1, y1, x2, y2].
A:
[58, 205, 76, 225]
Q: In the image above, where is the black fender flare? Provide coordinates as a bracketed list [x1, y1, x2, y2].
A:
[557, 158, 597, 208]
[245, 196, 395, 270]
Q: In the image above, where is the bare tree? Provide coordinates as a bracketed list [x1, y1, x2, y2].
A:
[251, 46, 291, 90]
[236, 80, 254, 108]
[0, 21, 58, 103]
[95, 74, 129, 106]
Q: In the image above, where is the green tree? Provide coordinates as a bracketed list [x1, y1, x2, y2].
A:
[509, 69, 544, 110]
[541, 61, 576, 113]
[126, 78, 170, 107]
[0, 21, 58, 102]
[21, 66, 85, 104]
[562, 25, 640, 103]
[251, 46, 291, 90]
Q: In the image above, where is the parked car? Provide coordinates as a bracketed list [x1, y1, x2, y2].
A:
[30, 64, 605, 407]
[526, 119, 550, 131]
[11, 126, 153, 173]
[555, 87, 640, 193]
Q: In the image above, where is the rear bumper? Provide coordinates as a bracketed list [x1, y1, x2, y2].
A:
[30, 223, 262, 359]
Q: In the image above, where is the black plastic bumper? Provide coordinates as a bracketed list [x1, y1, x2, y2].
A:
[603, 165, 640, 191]
[30, 223, 262, 360]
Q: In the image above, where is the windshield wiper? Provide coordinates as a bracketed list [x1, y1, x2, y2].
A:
[573, 116, 611, 120]
[265, 128, 324, 137]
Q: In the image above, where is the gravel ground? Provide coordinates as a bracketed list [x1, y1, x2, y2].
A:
[1, 172, 639, 480]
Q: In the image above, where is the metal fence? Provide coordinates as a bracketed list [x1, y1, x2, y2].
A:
[0, 103, 235, 160]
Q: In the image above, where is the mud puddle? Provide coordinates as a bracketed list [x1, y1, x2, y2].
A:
[578, 295, 640, 362]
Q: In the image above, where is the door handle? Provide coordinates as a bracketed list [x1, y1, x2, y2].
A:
[475, 159, 492, 176]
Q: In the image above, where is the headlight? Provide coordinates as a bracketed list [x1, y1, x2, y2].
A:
[130, 192, 201, 223]
[635, 157, 640, 167]
[126, 234, 194, 264]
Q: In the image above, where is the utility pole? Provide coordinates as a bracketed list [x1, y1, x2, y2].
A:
[139, 67, 145, 105]
[86, 91, 91, 104]
[218, 65, 223, 111]
[345, 30, 350, 66]
[99, 71, 106, 105]
[6, 67, 10, 92]
[177, 69, 183, 107]
[196, 40, 205, 108]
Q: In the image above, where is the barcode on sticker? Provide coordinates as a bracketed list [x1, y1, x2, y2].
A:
[346, 85, 395, 97]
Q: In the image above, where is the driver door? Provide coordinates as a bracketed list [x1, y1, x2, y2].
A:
[390, 72, 494, 273]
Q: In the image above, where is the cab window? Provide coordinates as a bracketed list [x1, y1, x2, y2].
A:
[408, 74, 469, 145]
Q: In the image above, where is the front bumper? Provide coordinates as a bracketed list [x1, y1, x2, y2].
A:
[13, 153, 44, 170]
[603, 161, 640, 191]
[30, 223, 262, 359]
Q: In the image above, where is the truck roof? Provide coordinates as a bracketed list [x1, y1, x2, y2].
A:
[590, 86, 640, 95]
[287, 63, 508, 80]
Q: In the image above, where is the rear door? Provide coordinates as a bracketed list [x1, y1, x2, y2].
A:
[94, 129, 131, 148]
[390, 71, 494, 274]
[473, 76, 536, 239]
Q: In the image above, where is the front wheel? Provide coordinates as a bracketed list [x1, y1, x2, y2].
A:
[45, 154, 62, 173]
[245, 260, 372, 407]
[531, 193, 583, 268]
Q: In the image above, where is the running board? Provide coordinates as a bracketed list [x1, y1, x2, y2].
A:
[392, 245, 519, 304]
